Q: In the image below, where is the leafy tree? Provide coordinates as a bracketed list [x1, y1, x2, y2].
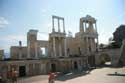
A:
[113, 25, 125, 48]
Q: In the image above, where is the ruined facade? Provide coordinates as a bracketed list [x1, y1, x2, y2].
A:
[0, 15, 99, 77]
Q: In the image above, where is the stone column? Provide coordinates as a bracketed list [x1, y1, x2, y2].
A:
[45, 47, 48, 56]
[59, 38, 62, 57]
[91, 38, 94, 52]
[58, 19, 60, 32]
[85, 22, 87, 32]
[64, 38, 67, 56]
[26, 64, 29, 76]
[53, 37, 56, 57]
[88, 38, 90, 53]
[52, 17, 55, 32]
[63, 19, 65, 33]
[85, 38, 89, 67]
[93, 38, 96, 52]
[83, 22, 85, 32]
[80, 19, 84, 32]
[86, 37, 89, 54]
[27, 41, 30, 59]
[35, 42, 38, 59]
[89, 38, 91, 52]
[33, 64, 35, 75]
[97, 37, 99, 52]
[95, 22, 97, 32]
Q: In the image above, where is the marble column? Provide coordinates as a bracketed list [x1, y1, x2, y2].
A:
[91, 38, 94, 52]
[63, 19, 65, 33]
[64, 38, 67, 56]
[86, 37, 89, 54]
[26, 65, 29, 76]
[86, 38, 89, 67]
[80, 20, 83, 32]
[58, 19, 60, 32]
[45, 47, 48, 56]
[85, 22, 87, 32]
[83, 22, 85, 32]
[35, 42, 38, 59]
[33, 64, 35, 75]
[53, 37, 56, 57]
[59, 38, 62, 56]
[27, 41, 30, 59]
[93, 38, 96, 52]
[52, 17, 55, 32]
[97, 37, 99, 52]
[95, 22, 97, 32]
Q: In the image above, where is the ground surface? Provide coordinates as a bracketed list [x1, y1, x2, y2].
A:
[17, 67, 125, 83]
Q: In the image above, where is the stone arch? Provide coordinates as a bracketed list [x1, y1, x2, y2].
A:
[99, 53, 111, 65]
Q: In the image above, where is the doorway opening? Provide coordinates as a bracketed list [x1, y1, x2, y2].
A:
[19, 66, 26, 77]
[74, 61, 78, 70]
[51, 63, 56, 72]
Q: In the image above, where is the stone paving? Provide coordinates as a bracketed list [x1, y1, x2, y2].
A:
[17, 67, 125, 83]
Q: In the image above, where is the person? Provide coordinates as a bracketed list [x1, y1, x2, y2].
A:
[10, 68, 18, 83]
[49, 72, 56, 83]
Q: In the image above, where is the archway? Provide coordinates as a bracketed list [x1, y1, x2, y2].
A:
[99, 53, 111, 66]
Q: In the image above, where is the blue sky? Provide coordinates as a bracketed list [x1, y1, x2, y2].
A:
[0, 0, 125, 54]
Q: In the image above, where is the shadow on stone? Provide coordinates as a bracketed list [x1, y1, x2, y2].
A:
[55, 70, 91, 81]
[107, 73, 125, 77]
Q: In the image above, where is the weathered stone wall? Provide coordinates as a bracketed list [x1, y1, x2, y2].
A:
[10, 46, 27, 59]
[119, 39, 125, 65]
[95, 49, 120, 66]
[66, 37, 78, 56]
[0, 60, 48, 77]
[0, 49, 4, 60]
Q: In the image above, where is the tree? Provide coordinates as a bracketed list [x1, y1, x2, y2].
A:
[113, 25, 125, 48]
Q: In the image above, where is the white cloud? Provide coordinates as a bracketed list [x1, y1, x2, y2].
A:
[0, 17, 9, 28]
[0, 34, 27, 53]
[41, 9, 47, 13]
[0, 35, 26, 42]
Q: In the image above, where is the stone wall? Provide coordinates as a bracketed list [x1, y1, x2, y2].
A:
[95, 49, 120, 66]
[0, 49, 4, 60]
[0, 60, 48, 77]
[10, 46, 27, 59]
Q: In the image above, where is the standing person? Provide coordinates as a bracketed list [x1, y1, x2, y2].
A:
[11, 68, 18, 83]
[49, 72, 56, 83]
[7, 70, 11, 82]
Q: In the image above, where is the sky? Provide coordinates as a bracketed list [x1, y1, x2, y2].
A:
[0, 0, 125, 55]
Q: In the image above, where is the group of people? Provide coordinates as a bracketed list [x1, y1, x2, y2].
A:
[7, 68, 18, 83]
[0, 68, 18, 83]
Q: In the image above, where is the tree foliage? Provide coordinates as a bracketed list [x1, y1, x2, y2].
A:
[113, 25, 125, 48]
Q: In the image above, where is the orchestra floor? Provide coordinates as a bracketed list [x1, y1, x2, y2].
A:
[17, 67, 125, 83]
